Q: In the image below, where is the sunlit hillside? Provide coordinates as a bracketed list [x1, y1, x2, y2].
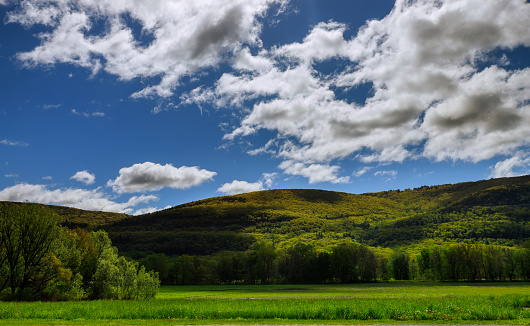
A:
[3, 175, 529, 256]
[101, 175, 530, 256]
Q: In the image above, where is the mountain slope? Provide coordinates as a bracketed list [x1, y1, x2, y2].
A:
[103, 175, 530, 255]
[2, 175, 529, 256]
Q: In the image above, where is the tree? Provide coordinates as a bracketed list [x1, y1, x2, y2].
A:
[88, 231, 159, 299]
[358, 245, 378, 282]
[280, 242, 317, 284]
[391, 252, 410, 280]
[442, 245, 462, 282]
[0, 203, 61, 299]
[140, 253, 171, 285]
[247, 241, 277, 284]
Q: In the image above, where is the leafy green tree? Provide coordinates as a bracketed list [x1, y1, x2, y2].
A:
[442, 245, 462, 282]
[140, 253, 171, 285]
[331, 242, 359, 283]
[358, 245, 378, 282]
[314, 251, 332, 283]
[391, 251, 410, 280]
[247, 241, 277, 284]
[88, 231, 159, 299]
[0, 203, 62, 299]
[280, 242, 317, 284]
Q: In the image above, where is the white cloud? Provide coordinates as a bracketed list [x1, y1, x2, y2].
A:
[43, 104, 62, 109]
[352, 167, 372, 177]
[70, 170, 96, 185]
[185, 0, 530, 176]
[0, 183, 157, 214]
[42, 176, 53, 180]
[262, 172, 278, 187]
[218, 180, 264, 195]
[71, 109, 105, 117]
[107, 162, 217, 193]
[279, 160, 350, 184]
[489, 154, 530, 179]
[375, 170, 398, 181]
[132, 206, 160, 216]
[9, 0, 530, 179]
[217, 172, 278, 195]
[4, 174, 18, 178]
[1, 139, 29, 147]
[8, 0, 288, 99]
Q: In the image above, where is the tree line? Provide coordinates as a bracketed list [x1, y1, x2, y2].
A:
[0, 203, 159, 301]
[139, 240, 530, 285]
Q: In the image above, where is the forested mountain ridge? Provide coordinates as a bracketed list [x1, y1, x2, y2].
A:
[103, 175, 530, 256]
[2, 175, 530, 257]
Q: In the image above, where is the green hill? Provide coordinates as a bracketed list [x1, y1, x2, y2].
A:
[102, 175, 530, 256]
[3, 175, 530, 257]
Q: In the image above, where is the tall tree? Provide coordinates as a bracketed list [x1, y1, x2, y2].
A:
[0, 203, 61, 299]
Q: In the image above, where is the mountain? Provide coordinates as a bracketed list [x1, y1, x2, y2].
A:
[102, 175, 530, 256]
[3, 175, 529, 256]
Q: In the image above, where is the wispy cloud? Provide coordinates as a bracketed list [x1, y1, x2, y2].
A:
[375, 170, 398, 181]
[353, 167, 373, 177]
[72, 109, 105, 117]
[43, 104, 62, 110]
[1, 139, 29, 147]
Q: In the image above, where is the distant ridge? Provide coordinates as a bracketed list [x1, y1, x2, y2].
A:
[2, 174, 530, 256]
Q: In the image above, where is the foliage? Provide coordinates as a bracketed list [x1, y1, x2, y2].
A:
[93, 175, 530, 256]
[0, 203, 159, 301]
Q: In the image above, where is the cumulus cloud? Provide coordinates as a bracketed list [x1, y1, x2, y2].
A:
[218, 172, 278, 195]
[0, 183, 157, 214]
[185, 0, 530, 179]
[218, 180, 264, 195]
[489, 154, 530, 179]
[279, 161, 350, 184]
[1, 139, 29, 147]
[9, 0, 530, 183]
[7, 0, 288, 99]
[70, 170, 96, 185]
[107, 162, 217, 193]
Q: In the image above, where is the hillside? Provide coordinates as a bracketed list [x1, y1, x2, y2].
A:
[102, 175, 530, 256]
[2, 175, 529, 256]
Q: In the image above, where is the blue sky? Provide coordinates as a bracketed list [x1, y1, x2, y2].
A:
[1, 0, 529, 214]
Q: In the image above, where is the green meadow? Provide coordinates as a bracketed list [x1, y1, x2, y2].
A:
[1, 282, 530, 325]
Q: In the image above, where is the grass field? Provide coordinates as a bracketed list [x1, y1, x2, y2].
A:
[1, 282, 530, 325]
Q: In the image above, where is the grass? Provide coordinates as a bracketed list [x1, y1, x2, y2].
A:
[1, 282, 530, 325]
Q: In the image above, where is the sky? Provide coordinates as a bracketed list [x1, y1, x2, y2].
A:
[0, 0, 529, 215]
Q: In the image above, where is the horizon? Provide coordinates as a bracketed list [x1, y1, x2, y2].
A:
[1, 0, 530, 214]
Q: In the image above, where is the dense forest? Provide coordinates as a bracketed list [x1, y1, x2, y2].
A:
[95, 175, 530, 257]
[1, 175, 530, 290]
